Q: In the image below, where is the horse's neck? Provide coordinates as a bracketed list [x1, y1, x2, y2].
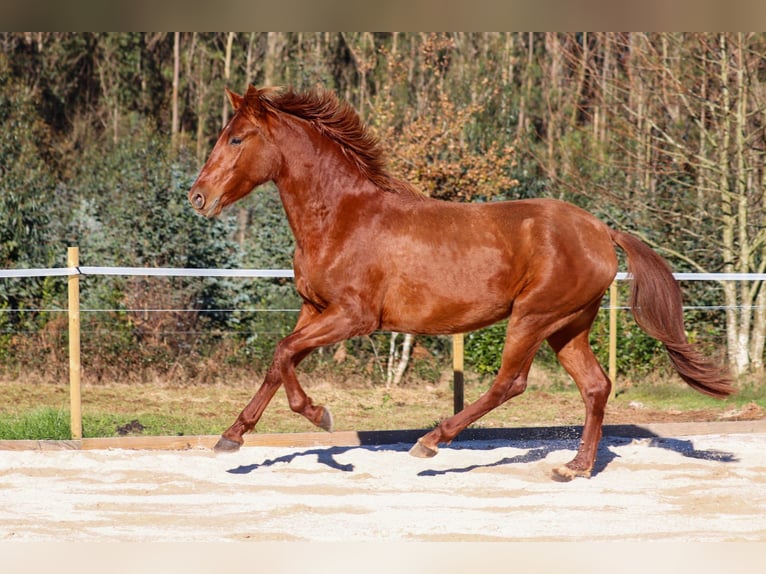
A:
[273, 120, 377, 243]
[277, 173, 377, 246]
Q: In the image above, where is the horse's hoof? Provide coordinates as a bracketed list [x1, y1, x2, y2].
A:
[409, 439, 438, 458]
[317, 407, 333, 432]
[551, 464, 591, 482]
[213, 437, 242, 453]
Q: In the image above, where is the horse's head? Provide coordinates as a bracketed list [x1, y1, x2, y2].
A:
[189, 86, 282, 217]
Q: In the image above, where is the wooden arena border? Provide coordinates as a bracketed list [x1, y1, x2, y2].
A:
[2, 420, 765, 452]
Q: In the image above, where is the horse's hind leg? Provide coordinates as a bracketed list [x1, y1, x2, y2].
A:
[546, 305, 612, 481]
[410, 321, 541, 458]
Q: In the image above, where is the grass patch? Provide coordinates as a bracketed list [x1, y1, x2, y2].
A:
[82, 412, 222, 439]
[0, 368, 764, 441]
[0, 408, 239, 440]
[0, 408, 71, 440]
[613, 379, 766, 411]
[732, 382, 766, 410]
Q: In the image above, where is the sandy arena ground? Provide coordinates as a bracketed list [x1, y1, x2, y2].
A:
[1, 423, 766, 543]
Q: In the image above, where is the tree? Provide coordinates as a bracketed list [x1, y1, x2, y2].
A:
[534, 33, 766, 376]
[369, 34, 518, 201]
[612, 33, 766, 376]
[0, 53, 63, 364]
[4, 32, 763, 380]
[171, 32, 180, 145]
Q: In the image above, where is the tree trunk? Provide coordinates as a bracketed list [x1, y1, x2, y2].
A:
[191, 33, 208, 166]
[171, 32, 180, 147]
[752, 79, 766, 372]
[221, 32, 235, 129]
[544, 32, 562, 181]
[516, 32, 534, 141]
[716, 34, 749, 374]
[264, 32, 284, 86]
[387, 333, 414, 387]
[734, 33, 753, 373]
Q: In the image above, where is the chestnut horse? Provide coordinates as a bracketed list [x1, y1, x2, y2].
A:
[189, 86, 732, 480]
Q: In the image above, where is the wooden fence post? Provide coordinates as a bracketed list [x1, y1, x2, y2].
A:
[609, 280, 618, 399]
[453, 333, 464, 414]
[68, 247, 82, 440]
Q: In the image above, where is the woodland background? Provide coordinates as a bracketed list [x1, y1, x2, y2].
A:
[2, 32, 766, 386]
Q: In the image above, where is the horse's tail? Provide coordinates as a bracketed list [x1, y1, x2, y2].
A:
[610, 229, 734, 398]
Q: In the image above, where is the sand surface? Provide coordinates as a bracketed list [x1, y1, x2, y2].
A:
[2, 426, 766, 542]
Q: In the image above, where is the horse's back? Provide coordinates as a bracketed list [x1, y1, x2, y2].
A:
[476, 197, 618, 296]
[373, 196, 617, 334]
[428, 197, 617, 280]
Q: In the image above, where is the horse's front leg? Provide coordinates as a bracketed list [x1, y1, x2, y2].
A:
[214, 350, 333, 452]
[214, 303, 320, 453]
[409, 315, 543, 458]
[214, 304, 373, 452]
[214, 367, 283, 452]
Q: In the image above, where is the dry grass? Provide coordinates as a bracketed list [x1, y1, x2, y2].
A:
[1, 360, 763, 440]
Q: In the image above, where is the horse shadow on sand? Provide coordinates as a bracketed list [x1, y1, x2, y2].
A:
[226, 425, 738, 479]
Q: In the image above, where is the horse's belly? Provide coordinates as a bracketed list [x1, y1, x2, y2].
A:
[380, 272, 513, 335]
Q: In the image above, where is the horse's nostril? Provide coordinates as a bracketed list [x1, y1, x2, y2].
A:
[191, 193, 205, 210]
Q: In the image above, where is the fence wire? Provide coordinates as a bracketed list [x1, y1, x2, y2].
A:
[1, 266, 762, 322]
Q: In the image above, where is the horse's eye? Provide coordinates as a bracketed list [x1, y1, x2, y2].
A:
[229, 136, 242, 145]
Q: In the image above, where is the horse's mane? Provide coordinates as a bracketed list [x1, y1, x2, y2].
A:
[244, 86, 422, 198]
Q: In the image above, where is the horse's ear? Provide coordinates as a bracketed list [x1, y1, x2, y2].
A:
[225, 87, 244, 111]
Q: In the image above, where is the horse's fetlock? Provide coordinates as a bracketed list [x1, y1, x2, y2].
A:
[287, 395, 309, 414]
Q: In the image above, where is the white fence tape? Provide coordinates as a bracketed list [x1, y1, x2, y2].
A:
[1, 268, 764, 281]
[615, 272, 766, 281]
[0, 267, 295, 278]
